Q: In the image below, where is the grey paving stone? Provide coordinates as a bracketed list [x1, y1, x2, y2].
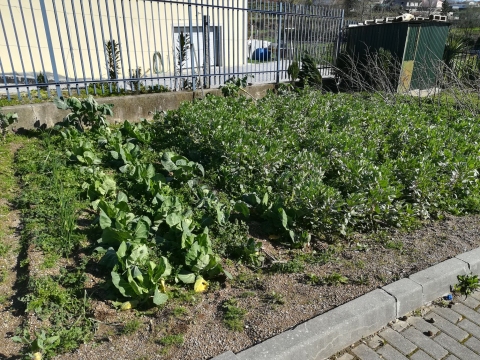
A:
[444, 356, 460, 360]
[211, 351, 239, 360]
[407, 316, 440, 336]
[458, 295, 480, 310]
[352, 344, 382, 360]
[376, 344, 408, 360]
[456, 247, 480, 275]
[401, 327, 448, 360]
[390, 320, 409, 332]
[426, 312, 469, 341]
[471, 292, 480, 302]
[451, 303, 480, 326]
[378, 327, 417, 355]
[382, 278, 423, 317]
[465, 336, 480, 354]
[367, 335, 384, 350]
[431, 307, 463, 324]
[235, 289, 396, 360]
[409, 258, 468, 303]
[336, 353, 354, 360]
[458, 319, 480, 339]
[409, 350, 434, 360]
[433, 333, 480, 360]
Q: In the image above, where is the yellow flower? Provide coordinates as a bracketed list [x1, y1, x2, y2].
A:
[120, 301, 134, 311]
[32, 352, 42, 360]
[159, 279, 167, 293]
[194, 276, 208, 293]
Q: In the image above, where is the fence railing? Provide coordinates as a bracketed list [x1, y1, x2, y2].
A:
[0, 0, 344, 101]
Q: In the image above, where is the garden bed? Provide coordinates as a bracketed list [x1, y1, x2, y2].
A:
[2, 89, 480, 359]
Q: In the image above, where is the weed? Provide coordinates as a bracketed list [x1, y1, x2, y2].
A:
[19, 258, 29, 268]
[269, 260, 305, 274]
[0, 241, 11, 256]
[354, 275, 370, 285]
[454, 273, 480, 297]
[172, 306, 188, 318]
[239, 291, 256, 298]
[306, 273, 321, 285]
[222, 298, 246, 332]
[41, 253, 61, 269]
[121, 319, 142, 335]
[323, 272, 349, 286]
[354, 242, 370, 252]
[264, 291, 285, 305]
[170, 289, 198, 304]
[158, 334, 184, 346]
[0, 108, 17, 139]
[0, 269, 6, 284]
[355, 260, 366, 269]
[384, 240, 404, 251]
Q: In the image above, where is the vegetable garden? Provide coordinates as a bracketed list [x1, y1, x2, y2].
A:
[3, 87, 480, 358]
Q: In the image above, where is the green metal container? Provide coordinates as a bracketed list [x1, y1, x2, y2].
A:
[344, 21, 450, 92]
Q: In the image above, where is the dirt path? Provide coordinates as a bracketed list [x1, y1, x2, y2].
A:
[0, 140, 28, 359]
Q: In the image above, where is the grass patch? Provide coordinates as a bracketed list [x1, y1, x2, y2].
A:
[172, 306, 188, 317]
[222, 298, 247, 332]
[158, 334, 184, 346]
[121, 319, 142, 335]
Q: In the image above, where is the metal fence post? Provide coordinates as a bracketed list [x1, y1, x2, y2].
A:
[39, 0, 62, 98]
[276, 2, 283, 84]
[335, 9, 345, 64]
[203, 15, 210, 89]
[188, 0, 196, 91]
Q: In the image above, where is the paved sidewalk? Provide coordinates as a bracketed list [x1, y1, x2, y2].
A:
[333, 292, 480, 360]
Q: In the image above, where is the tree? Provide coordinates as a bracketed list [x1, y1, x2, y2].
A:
[441, 0, 452, 15]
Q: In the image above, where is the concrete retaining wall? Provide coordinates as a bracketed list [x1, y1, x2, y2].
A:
[2, 84, 275, 130]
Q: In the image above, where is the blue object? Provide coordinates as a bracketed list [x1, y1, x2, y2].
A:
[252, 48, 271, 62]
[444, 294, 453, 301]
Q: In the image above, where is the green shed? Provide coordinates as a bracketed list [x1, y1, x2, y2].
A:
[344, 21, 450, 92]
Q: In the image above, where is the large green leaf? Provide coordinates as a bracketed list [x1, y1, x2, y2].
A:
[177, 271, 195, 284]
[279, 208, 288, 230]
[111, 271, 134, 298]
[116, 191, 129, 204]
[99, 208, 112, 229]
[185, 242, 201, 266]
[166, 213, 182, 227]
[133, 218, 150, 240]
[146, 164, 156, 179]
[129, 244, 149, 264]
[153, 287, 168, 305]
[127, 268, 145, 296]
[234, 201, 250, 218]
[99, 247, 118, 269]
[100, 227, 130, 248]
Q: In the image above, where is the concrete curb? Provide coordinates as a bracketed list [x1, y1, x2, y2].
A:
[211, 247, 480, 360]
[2, 84, 276, 130]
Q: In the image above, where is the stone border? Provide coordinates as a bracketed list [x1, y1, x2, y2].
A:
[212, 247, 480, 360]
[1, 84, 275, 130]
